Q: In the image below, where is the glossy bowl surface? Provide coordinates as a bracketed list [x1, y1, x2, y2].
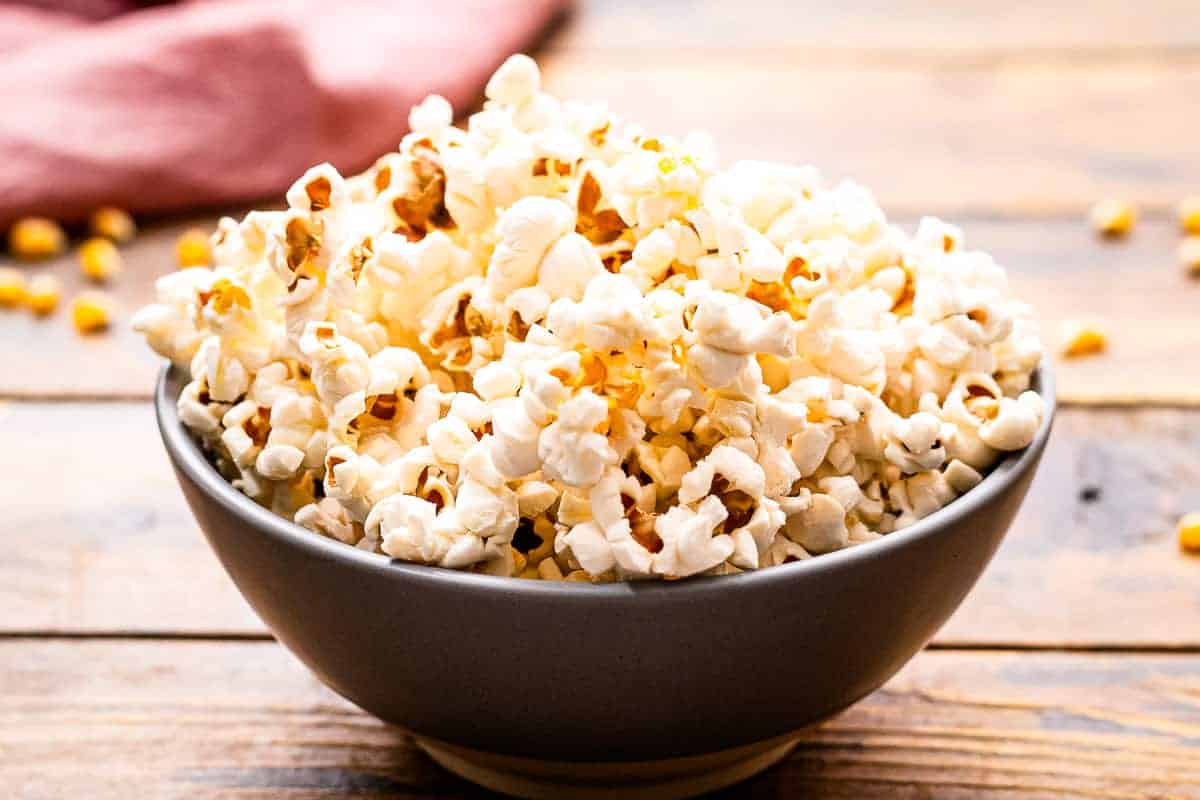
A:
[157, 364, 1054, 764]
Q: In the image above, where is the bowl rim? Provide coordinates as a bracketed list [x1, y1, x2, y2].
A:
[157, 362, 1055, 599]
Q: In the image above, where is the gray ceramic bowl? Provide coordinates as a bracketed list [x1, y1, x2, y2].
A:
[156, 364, 1055, 799]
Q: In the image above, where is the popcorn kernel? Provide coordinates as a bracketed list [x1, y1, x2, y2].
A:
[71, 291, 113, 334]
[1178, 196, 1200, 235]
[89, 207, 137, 243]
[176, 228, 212, 268]
[1059, 320, 1107, 358]
[27, 274, 61, 316]
[0, 267, 28, 307]
[79, 237, 123, 282]
[1178, 236, 1200, 277]
[8, 217, 66, 261]
[1180, 513, 1200, 554]
[1088, 200, 1136, 238]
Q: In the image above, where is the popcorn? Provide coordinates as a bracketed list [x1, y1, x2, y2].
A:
[1088, 199, 1136, 238]
[176, 228, 212, 268]
[1059, 320, 1107, 358]
[8, 217, 66, 261]
[137, 55, 1045, 581]
[0, 267, 28, 307]
[1179, 197, 1200, 235]
[90, 207, 137, 243]
[71, 291, 113, 334]
[1179, 512, 1200, 554]
[1178, 236, 1200, 277]
[27, 274, 61, 315]
[79, 237, 123, 282]
[409, 94, 454, 134]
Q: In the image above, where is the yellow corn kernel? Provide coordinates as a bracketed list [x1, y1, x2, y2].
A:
[176, 227, 211, 268]
[8, 217, 67, 261]
[71, 291, 114, 334]
[1088, 199, 1136, 238]
[1059, 320, 1106, 358]
[1180, 513, 1200, 554]
[1178, 236, 1200, 277]
[89, 207, 137, 243]
[78, 237, 123, 282]
[1177, 196, 1200, 234]
[27, 274, 61, 316]
[0, 267, 28, 307]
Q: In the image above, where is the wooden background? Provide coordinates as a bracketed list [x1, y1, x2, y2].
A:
[3, 1, 1199, 797]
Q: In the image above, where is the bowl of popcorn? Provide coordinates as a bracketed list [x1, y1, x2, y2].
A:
[143, 55, 1054, 800]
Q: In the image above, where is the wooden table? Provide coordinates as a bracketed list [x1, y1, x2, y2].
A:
[4, 2, 1200, 797]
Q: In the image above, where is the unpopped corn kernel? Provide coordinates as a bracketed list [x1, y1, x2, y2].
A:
[71, 291, 113, 333]
[8, 217, 66, 261]
[0, 267, 27, 307]
[1179, 513, 1200, 553]
[176, 228, 211, 268]
[1178, 236, 1200, 277]
[79, 237, 123, 282]
[1059, 320, 1106, 358]
[1088, 200, 1136, 238]
[27, 274, 61, 316]
[89, 207, 137, 243]
[1178, 197, 1200, 235]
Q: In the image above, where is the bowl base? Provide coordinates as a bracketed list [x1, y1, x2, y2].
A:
[414, 733, 799, 800]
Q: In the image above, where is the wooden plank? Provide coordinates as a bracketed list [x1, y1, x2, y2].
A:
[541, 55, 1200, 217]
[2, 403, 1198, 646]
[557, 0, 1200, 53]
[2, 217, 1198, 403]
[940, 407, 1200, 647]
[990, 219, 1200, 407]
[2, 640, 1198, 798]
[0, 214, 216, 399]
[0, 401, 261, 635]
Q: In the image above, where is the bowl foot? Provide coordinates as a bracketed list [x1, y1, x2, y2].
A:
[414, 734, 799, 800]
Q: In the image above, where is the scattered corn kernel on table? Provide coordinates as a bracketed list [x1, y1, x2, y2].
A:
[4, 3, 1200, 797]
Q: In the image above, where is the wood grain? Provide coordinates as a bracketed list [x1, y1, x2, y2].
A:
[3, 640, 1197, 799]
[2, 402, 1198, 645]
[2, 217, 1197, 403]
[555, 0, 1200, 54]
[0, 214, 218, 399]
[541, 55, 1200, 217]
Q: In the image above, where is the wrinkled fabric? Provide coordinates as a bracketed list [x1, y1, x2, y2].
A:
[0, 0, 567, 226]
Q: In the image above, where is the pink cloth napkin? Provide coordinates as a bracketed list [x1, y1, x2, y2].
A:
[0, 0, 566, 227]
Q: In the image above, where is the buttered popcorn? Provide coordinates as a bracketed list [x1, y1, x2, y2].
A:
[134, 54, 1046, 582]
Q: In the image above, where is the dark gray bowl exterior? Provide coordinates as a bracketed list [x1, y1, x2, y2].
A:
[157, 365, 1054, 763]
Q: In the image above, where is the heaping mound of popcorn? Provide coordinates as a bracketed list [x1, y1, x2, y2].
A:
[134, 55, 1045, 581]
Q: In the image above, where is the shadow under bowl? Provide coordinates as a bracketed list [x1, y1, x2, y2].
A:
[156, 364, 1055, 799]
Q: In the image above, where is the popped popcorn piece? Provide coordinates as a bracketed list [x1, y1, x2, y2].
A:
[409, 94, 454, 134]
[8, 217, 66, 261]
[79, 237, 123, 282]
[72, 291, 113, 333]
[1179, 512, 1200, 554]
[1088, 199, 1136, 238]
[27, 274, 61, 315]
[89, 207, 137, 243]
[485, 53, 540, 108]
[0, 267, 27, 307]
[134, 54, 1046, 580]
[1059, 320, 1107, 358]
